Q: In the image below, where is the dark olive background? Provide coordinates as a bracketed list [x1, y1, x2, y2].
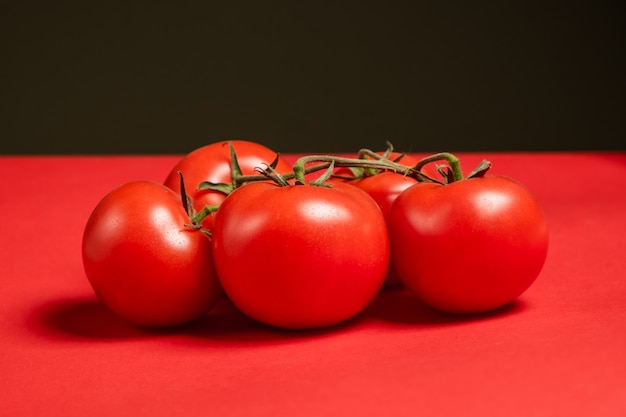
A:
[2, 1, 625, 154]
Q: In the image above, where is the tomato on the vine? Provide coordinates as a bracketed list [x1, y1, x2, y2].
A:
[163, 140, 292, 229]
[82, 181, 221, 327]
[211, 180, 390, 329]
[388, 175, 549, 314]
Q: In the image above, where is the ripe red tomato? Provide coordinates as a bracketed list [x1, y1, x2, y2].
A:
[348, 172, 419, 221]
[211, 181, 390, 329]
[163, 140, 292, 228]
[82, 181, 221, 327]
[388, 175, 549, 314]
[347, 171, 419, 286]
[328, 153, 439, 286]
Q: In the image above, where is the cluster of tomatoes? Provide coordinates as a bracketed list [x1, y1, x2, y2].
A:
[82, 140, 549, 329]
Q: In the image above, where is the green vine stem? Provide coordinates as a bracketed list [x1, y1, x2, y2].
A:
[233, 159, 432, 186]
[188, 141, 492, 226]
[178, 171, 215, 235]
[200, 142, 491, 194]
[291, 154, 436, 185]
[232, 162, 333, 186]
[413, 152, 464, 182]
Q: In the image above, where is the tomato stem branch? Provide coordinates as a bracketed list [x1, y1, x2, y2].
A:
[414, 152, 464, 182]
[233, 162, 330, 186]
[229, 147, 465, 188]
[292, 154, 430, 184]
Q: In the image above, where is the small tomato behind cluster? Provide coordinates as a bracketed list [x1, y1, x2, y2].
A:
[346, 172, 419, 285]
[163, 140, 292, 229]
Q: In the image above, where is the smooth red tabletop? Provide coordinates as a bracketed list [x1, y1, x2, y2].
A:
[1, 152, 625, 416]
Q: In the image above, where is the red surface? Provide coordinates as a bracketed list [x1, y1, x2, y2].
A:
[1, 152, 625, 416]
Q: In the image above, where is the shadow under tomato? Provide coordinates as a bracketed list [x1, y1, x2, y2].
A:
[31, 287, 527, 344]
[175, 297, 369, 345]
[31, 296, 153, 340]
[361, 286, 528, 326]
[31, 295, 357, 344]
[178, 288, 528, 345]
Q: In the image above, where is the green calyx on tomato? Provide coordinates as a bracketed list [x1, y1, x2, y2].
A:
[330, 141, 417, 180]
[163, 140, 292, 231]
[195, 141, 285, 195]
[177, 171, 218, 235]
[413, 152, 492, 184]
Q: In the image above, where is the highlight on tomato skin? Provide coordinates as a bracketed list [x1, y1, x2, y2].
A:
[82, 181, 222, 328]
[387, 175, 549, 314]
[211, 180, 390, 330]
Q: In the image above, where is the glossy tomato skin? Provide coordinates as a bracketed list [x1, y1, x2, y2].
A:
[163, 140, 292, 228]
[348, 172, 419, 216]
[388, 176, 549, 314]
[347, 172, 419, 286]
[212, 181, 389, 329]
[82, 181, 221, 327]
